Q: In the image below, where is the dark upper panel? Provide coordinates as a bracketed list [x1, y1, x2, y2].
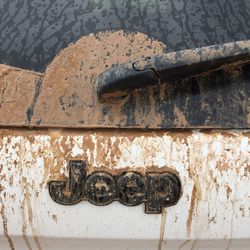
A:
[0, 0, 250, 72]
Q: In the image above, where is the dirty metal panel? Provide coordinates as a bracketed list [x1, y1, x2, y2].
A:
[0, 65, 43, 125]
[0, 31, 250, 129]
[0, 0, 250, 129]
[0, 129, 249, 249]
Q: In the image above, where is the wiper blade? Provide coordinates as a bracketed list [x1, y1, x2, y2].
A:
[98, 40, 250, 102]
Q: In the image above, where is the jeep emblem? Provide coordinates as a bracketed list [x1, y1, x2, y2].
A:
[48, 160, 181, 214]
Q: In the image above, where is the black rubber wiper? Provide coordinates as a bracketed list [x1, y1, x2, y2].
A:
[98, 40, 250, 102]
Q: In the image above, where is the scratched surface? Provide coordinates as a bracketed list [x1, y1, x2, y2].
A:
[0, 0, 250, 72]
[0, 129, 249, 249]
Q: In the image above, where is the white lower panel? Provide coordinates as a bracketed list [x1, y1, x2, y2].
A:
[0, 129, 249, 249]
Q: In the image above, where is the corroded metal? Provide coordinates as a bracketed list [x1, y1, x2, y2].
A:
[49, 160, 181, 213]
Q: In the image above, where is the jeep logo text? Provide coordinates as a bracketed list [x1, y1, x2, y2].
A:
[48, 160, 181, 214]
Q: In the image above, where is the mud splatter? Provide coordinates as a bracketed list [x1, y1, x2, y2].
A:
[178, 240, 191, 250]
[0, 198, 15, 250]
[158, 208, 167, 250]
[18, 141, 33, 250]
[24, 181, 42, 250]
[186, 186, 197, 237]
[225, 200, 235, 250]
[0, 129, 249, 242]
[31, 30, 166, 128]
[20, 198, 32, 250]
[0, 65, 43, 126]
[52, 214, 57, 223]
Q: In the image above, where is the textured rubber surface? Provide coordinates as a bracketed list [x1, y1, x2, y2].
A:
[0, 0, 250, 72]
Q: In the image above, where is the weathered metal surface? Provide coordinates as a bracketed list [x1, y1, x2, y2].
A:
[0, 0, 250, 72]
[0, 31, 250, 129]
[48, 160, 181, 213]
[0, 129, 249, 249]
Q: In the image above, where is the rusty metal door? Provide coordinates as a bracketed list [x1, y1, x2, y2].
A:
[0, 1, 250, 249]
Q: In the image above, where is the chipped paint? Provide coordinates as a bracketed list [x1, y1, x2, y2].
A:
[0, 128, 249, 248]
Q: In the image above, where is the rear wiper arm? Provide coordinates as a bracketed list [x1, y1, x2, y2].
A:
[98, 40, 250, 102]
